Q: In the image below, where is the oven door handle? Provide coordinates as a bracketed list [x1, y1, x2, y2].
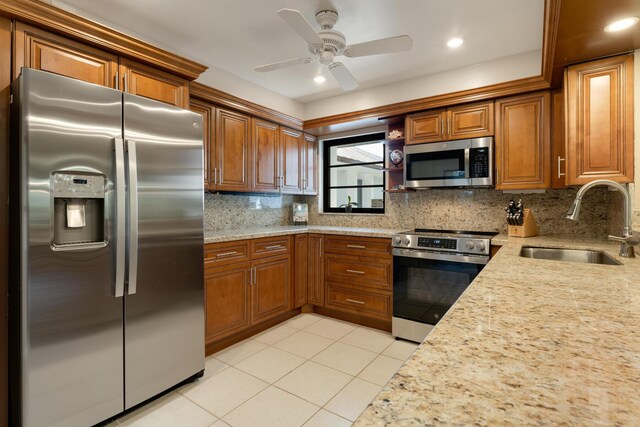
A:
[393, 248, 489, 265]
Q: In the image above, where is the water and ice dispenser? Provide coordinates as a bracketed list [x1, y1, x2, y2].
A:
[52, 172, 106, 247]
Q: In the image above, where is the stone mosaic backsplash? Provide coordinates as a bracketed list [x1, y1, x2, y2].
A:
[204, 192, 302, 230]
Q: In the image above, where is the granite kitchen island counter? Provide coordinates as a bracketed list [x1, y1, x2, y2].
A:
[204, 225, 402, 243]
[355, 235, 640, 426]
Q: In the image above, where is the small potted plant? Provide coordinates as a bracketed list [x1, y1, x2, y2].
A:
[339, 195, 358, 213]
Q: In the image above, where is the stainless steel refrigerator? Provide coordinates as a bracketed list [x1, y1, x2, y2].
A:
[10, 68, 205, 427]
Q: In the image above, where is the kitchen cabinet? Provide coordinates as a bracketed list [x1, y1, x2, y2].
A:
[551, 88, 568, 189]
[13, 22, 118, 87]
[216, 109, 252, 192]
[303, 134, 318, 195]
[14, 23, 190, 108]
[406, 101, 494, 145]
[204, 261, 251, 343]
[564, 55, 634, 185]
[251, 118, 280, 193]
[252, 254, 291, 324]
[189, 99, 213, 189]
[495, 91, 551, 190]
[294, 234, 308, 308]
[279, 127, 303, 194]
[307, 234, 324, 306]
[119, 58, 189, 109]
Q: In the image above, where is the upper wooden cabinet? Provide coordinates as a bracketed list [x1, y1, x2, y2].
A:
[495, 92, 551, 190]
[119, 58, 189, 109]
[564, 55, 634, 185]
[189, 99, 213, 189]
[251, 118, 280, 193]
[215, 109, 251, 192]
[279, 127, 303, 194]
[14, 23, 190, 109]
[13, 22, 118, 87]
[303, 134, 318, 195]
[406, 101, 494, 145]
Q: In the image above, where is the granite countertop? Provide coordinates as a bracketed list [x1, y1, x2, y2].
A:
[355, 234, 640, 426]
[204, 225, 403, 244]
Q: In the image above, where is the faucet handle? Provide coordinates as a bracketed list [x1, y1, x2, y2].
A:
[608, 235, 640, 246]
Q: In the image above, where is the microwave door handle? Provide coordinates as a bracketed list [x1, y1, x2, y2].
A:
[126, 139, 139, 295]
[114, 138, 126, 298]
[464, 148, 470, 179]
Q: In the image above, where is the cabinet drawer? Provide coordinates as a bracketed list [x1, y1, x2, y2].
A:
[325, 254, 391, 290]
[204, 241, 250, 266]
[324, 236, 391, 258]
[326, 285, 391, 320]
[251, 235, 291, 259]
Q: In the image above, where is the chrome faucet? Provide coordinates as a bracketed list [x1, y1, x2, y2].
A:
[566, 179, 638, 258]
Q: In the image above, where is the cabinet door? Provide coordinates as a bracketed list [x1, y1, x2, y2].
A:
[251, 255, 291, 324]
[119, 58, 189, 108]
[13, 22, 118, 87]
[303, 134, 318, 195]
[204, 262, 251, 343]
[495, 92, 551, 190]
[216, 109, 251, 191]
[251, 118, 280, 193]
[189, 99, 213, 190]
[551, 88, 568, 189]
[565, 55, 634, 184]
[308, 234, 324, 307]
[405, 110, 446, 144]
[279, 127, 303, 194]
[447, 101, 494, 140]
[294, 234, 308, 308]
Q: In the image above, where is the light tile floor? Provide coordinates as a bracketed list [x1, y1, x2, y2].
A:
[108, 313, 418, 427]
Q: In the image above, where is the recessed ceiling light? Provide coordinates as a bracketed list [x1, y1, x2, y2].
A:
[447, 38, 464, 48]
[313, 75, 326, 84]
[604, 16, 639, 32]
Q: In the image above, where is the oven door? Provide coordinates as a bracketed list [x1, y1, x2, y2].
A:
[392, 249, 488, 326]
[404, 141, 470, 188]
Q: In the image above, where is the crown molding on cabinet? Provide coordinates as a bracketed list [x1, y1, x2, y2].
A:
[0, 0, 208, 79]
[190, 81, 304, 131]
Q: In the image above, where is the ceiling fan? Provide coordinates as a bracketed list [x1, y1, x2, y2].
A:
[255, 8, 413, 91]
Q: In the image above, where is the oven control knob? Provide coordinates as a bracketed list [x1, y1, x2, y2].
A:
[393, 236, 402, 246]
[465, 241, 475, 250]
[403, 238, 411, 246]
[476, 242, 486, 252]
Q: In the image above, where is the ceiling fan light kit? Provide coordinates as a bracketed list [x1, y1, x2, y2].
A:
[255, 8, 414, 91]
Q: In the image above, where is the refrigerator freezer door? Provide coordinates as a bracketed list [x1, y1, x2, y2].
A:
[123, 94, 204, 408]
[13, 69, 124, 426]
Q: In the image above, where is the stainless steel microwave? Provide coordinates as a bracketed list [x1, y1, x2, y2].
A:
[404, 137, 493, 189]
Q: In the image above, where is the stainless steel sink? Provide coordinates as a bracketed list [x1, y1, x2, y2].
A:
[519, 246, 622, 265]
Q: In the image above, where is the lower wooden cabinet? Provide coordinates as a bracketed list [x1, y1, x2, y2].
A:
[204, 261, 251, 343]
[251, 255, 291, 324]
[325, 285, 391, 320]
[294, 235, 308, 308]
[307, 234, 324, 307]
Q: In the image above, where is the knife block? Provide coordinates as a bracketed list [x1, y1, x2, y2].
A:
[508, 209, 539, 238]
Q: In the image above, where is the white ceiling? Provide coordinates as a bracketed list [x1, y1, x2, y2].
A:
[53, 0, 544, 103]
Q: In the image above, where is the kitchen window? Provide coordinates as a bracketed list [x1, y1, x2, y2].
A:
[323, 132, 386, 214]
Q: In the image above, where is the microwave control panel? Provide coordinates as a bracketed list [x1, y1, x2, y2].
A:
[470, 148, 490, 178]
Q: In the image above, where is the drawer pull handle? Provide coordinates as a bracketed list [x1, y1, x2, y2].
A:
[265, 245, 284, 250]
[346, 269, 365, 275]
[216, 251, 238, 257]
[346, 298, 365, 305]
[347, 245, 366, 249]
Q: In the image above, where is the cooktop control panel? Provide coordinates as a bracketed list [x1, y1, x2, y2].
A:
[417, 237, 457, 250]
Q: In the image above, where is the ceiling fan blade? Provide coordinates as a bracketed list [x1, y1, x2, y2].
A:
[277, 8, 324, 48]
[255, 57, 314, 72]
[344, 35, 413, 58]
[328, 62, 358, 91]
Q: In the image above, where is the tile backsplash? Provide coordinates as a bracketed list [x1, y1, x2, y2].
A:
[204, 188, 613, 237]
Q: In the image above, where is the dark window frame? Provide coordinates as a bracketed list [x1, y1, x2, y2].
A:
[322, 132, 386, 214]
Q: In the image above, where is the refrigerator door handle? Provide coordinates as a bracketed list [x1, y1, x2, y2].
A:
[126, 139, 139, 295]
[114, 137, 126, 297]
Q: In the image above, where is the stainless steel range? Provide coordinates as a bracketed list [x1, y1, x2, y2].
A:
[392, 229, 496, 342]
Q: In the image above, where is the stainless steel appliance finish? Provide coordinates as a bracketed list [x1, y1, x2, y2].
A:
[392, 229, 495, 343]
[404, 137, 493, 189]
[10, 69, 204, 427]
[519, 246, 622, 265]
